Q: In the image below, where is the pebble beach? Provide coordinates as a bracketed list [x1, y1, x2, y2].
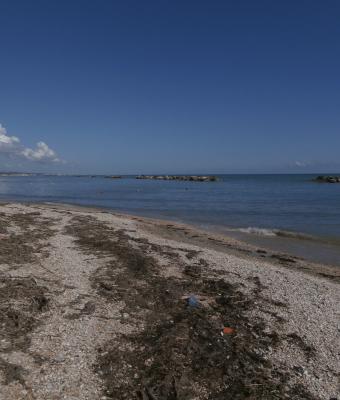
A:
[0, 202, 339, 399]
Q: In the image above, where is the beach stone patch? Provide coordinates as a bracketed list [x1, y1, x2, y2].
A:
[66, 215, 319, 400]
[0, 204, 336, 399]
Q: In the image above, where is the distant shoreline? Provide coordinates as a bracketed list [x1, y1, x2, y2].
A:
[1, 172, 340, 177]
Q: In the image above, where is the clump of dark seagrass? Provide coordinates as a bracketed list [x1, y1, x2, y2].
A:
[66, 216, 317, 400]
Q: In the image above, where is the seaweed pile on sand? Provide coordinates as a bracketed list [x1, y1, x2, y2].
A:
[66, 216, 317, 400]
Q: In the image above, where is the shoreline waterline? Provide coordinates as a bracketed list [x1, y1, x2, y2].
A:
[39, 201, 340, 267]
[1, 174, 340, 254]
[217, 226, 340, 267]
[5, 200, 340, 269]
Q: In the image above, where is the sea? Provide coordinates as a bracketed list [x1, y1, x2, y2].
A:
[1, 174, 340, 266]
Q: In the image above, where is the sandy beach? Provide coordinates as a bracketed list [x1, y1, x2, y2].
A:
[0, 202, 339, 400]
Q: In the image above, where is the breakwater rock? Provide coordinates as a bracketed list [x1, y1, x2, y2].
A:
[136, 175, 218, 182]
[104, 175, 122, 179]
[314, 176, 340, 183]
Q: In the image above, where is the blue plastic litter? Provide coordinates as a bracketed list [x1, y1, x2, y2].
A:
[187, 295, 200, 308]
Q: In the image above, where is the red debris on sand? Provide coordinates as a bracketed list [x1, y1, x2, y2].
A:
[223, 327, 235, 334]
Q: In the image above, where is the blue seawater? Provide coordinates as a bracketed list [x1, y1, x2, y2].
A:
[1, 174, 339, 264]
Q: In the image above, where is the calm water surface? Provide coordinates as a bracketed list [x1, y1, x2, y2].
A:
[1, 174, 340, 265]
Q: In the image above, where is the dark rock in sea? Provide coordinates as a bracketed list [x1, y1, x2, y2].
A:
[135, 175, 218, 182]
[314, 176, 340, 183]
[104, 175, 122, 179]
[256, 249, 267, 254]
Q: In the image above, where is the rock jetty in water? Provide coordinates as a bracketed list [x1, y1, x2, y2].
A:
[314, 175, 340, 183]
[136, 175, 218, 182]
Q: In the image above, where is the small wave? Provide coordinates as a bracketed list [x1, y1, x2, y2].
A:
[237, 227, 278, 237]
[233, 227, 340, 246]
[235, 227, 318, 241]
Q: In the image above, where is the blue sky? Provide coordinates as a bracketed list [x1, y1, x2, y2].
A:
[0, 0, 339, 174]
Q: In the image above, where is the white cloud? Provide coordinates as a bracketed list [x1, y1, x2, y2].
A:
[294, 161, 307, 167]
[21, 141, 60, 162]
[0, 124, 20, 152]
[0, 123, 62, 163]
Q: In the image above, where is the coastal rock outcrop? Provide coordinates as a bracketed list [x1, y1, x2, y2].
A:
[136, 175, 218, 182]
[314, 176, 340, 183]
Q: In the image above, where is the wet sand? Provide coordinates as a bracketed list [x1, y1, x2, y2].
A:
[0, 202, 339, 399]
